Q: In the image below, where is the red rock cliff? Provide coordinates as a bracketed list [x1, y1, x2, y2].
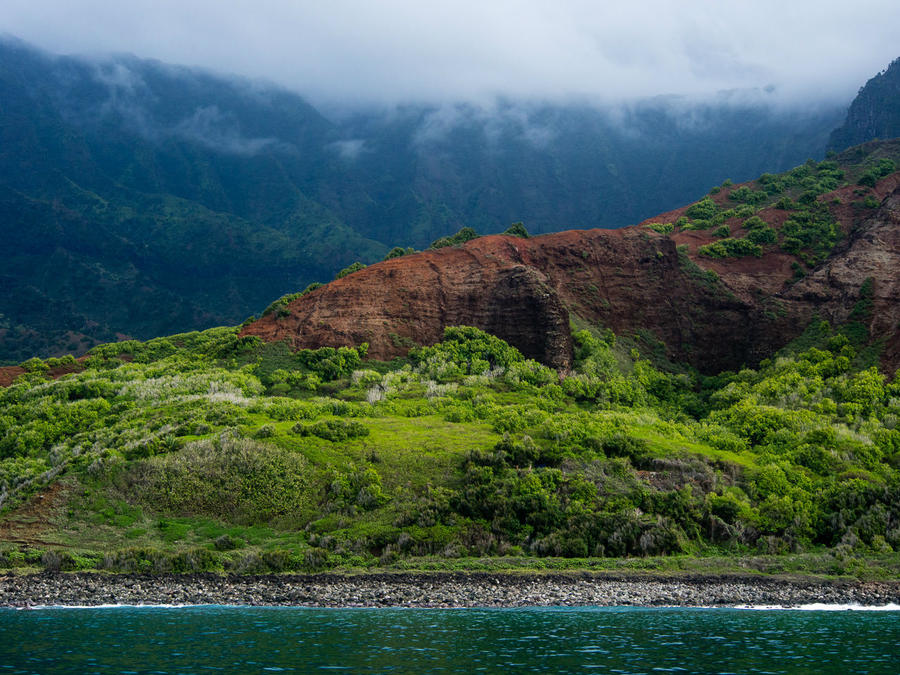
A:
[242, 181, 900, 375]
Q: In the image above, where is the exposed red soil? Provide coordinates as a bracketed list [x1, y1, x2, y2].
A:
[0, 359, 86, 388]
[243, 174, 900, 375]
[0, 366, 25, 387]
[0, 482, 70, 547]
[244, 228, 780, 374]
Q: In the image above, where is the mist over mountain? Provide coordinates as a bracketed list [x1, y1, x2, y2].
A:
[0, 37, 849, 362]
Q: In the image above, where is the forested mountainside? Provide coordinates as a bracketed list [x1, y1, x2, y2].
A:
[0, 36, 846, 362]
[1, 144, 899, 576]
[829, 57, 900, 152]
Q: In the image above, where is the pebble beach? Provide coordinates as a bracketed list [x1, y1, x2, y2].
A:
[3, 572, 899, 608]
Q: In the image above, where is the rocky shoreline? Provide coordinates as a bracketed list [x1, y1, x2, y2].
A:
[2, 572, 899, 608]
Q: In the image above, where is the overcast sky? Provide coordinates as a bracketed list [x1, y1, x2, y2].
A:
[2, 1, 898, 107]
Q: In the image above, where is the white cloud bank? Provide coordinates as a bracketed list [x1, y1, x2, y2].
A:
[1, 0, 898, 106]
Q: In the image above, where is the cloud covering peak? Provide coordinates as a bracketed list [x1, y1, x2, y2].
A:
[2, 0, 898, 106]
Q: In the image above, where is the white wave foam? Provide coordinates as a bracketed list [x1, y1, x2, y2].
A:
[732, 603, 900, 611]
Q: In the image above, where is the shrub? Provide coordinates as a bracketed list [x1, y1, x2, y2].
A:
[133, 435, 310, 524]
[292, 418, 370, 441]
[728, 186, 767, 205]
[295, 344, 368, 380]
[430, 227, 479, 249]
[503, 222, 530, 238]
[336, 262, 367, 279]
[410, 326, 525, 380]
[746, 227, 777, 245]
[646, 222, 674, 234]
[742, 215, 766, 230]
[698, 238, 763, 259]
[384, 246, 416, 260]
[685, 198, 718, 220]
[20, 358, 49, 374]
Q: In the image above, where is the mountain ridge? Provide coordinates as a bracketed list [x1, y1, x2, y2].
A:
[242, 141, 900, 375]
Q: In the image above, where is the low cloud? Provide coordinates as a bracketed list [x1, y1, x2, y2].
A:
[1, 1, 898, 107]
[329, 139, 367, 160]
[173, 106, 284, 156]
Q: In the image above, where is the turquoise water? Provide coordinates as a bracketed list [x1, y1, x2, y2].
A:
[1, 606, 898, 674]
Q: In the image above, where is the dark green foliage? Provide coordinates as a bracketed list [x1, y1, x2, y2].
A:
[383, 246, 416, 260]
[645, 222, 674, 234]
[261, 283, 324, 318]
[685, 198, 719, 220]
[131, 435, 311, 525]
[852, 195, 881, 210]
[698, 238, 763, 259]
[429, 227, 480, 250]
[295, 344, 368, 380]
[676, 246, 724, 293]
[410, 326, 524, 377]
[751, 160, 845, 201]
[742, 215, 766, 230]
[335, 262, 367, 279]
[774, 197, 795, 210]
[849, 277, 875, 322]
[712, 225, 730, 238]
[728, 186, 767, 205]
[503, 222, 530, 238]
[746, 227, 777, 246]
[778, 202, 840, 264]
[858, 173, 878, 188]
[829, 57, 900, 151]
[292, 419, 370, 442]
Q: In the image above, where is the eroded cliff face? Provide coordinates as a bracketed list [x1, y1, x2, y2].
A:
[243, 228, 768, 373]
[785, 187, 900, 371]
[243, 176, 900, 375]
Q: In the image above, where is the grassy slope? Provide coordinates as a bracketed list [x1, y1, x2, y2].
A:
[1, 320, 898, 579]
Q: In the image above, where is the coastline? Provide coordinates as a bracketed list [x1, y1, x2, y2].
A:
[2, 571, 899, 608]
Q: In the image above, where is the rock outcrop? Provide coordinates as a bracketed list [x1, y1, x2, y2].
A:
[243, 175, 900, 375]
[786, 186, 900, 369]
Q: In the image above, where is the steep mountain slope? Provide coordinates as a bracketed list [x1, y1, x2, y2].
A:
[0, 38, 386, 362]
[829, 57, 900, 152]
[244, 142, 900, 375]
[0, 36, 847, 362]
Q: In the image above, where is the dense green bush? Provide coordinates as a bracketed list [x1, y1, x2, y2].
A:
[503, 222, 530, 238]
[645, 222, 674, 234]
[698, 238, 763, 259]
[335, 262, 367, 279]
[383, 246, 416, 260]
[292, 418, 370, 441]
[429, 227, 480, 250]
[685, 197, 719, 220]
[746, 227, 777, 245]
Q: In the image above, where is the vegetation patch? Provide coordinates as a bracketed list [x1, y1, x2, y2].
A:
[698, 238, 763, 259]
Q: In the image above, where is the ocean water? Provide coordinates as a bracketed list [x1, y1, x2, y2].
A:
[1, 605, 898, 674]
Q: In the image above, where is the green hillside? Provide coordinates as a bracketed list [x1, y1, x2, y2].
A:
[1, 322, 898, 577]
